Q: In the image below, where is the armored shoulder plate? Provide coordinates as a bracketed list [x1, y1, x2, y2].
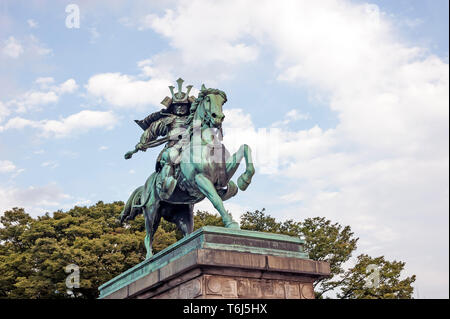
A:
[135, 109, 167, 131]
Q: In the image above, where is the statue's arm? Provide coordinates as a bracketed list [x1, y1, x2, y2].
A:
[124, 118, 171, 160]
[136, 129, 153, 151]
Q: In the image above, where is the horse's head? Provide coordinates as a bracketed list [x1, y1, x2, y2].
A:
[189, 85, 227, 129]
[203, 92, 226, 128]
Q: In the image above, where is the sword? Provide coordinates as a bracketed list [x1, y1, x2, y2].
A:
[124, 136, 170, 160]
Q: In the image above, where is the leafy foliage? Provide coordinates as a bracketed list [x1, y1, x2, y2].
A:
[337, 254, 416, 299]
[240, 209, 414, 299]
[0, 204, 415, 299]
[0, 202, 145, 299]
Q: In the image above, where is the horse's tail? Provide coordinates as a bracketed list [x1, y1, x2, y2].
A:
[119, 186, 144, 224]
[131, 172, 158, 209]
[119, 172, 159, 224]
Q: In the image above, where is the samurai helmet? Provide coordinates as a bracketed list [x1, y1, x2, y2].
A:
[160, 78, 195, 107]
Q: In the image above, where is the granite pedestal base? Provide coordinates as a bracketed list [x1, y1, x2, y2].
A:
[98, 226, 330, 299]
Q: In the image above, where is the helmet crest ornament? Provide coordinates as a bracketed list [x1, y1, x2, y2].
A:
[162, 78, 194, 107]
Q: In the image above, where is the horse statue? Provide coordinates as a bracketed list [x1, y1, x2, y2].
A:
[119, 82, 255, 258]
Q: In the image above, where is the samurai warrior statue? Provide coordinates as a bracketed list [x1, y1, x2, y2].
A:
[124, 78, 195, 200]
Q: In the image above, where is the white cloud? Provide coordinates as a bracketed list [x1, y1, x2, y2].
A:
[2, 78, 78, 114]
[2, 36, 23, 58]
[0, 101, 10, 123]
[222, 108, 283, 175]
[0, 160, 17, 173]
[38, 110, 118, 138]
[27, 19, 38, 28]
[272, 109, 310, 127]
[286, 109, 310, 120]
[89, 27, 100, 44]
[0, 34, 52, 75]
[222, 103, 448, 297]
[29, 34, 52, 56]
[98, 145, 109, 151]
[15, 91, 59, 112]
[399, 17, 423, 29]
[0, 184, 71, 217]
[35, 77, 55, 87]
[0, 110, 118, 138]
[61, 198, 92, 209]
[140, 7, 259, 66]
[56, 78, 78, 94]
[2, 35, 51, 59]
[86, 72, 171, 109]
[195, 199, 251, 225]
[41, 160, 59, 169]
[118, 16, 134, 28]
[0, 160, 24, 177]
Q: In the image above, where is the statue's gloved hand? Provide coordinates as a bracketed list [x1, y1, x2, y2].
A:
[136, 142, 147, 151]
[124, 150, 134, 160]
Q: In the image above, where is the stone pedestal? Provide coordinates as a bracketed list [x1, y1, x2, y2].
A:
[98, 226, 330, 299]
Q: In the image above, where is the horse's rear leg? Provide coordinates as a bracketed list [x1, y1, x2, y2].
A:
[195, 173, 239, 229]
[176, 204, 194, 236]
[144, 203, 160, 259]
[226, 144, 255, 191]
[161, 203, 194, 237]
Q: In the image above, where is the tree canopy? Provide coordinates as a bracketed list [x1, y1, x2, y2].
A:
[0, 203, 415, 299]
[239, 209, 415, 299]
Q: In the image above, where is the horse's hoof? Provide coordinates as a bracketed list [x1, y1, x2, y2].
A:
[145, 253, 153, 259]
[225, 221, 240, 229]
[237, 175, 251, 191]
[220, 181, 238, 201]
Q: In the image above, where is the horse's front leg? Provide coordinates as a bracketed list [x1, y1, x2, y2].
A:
[194, 173, 240, 229]
[226, 144, 255, 191]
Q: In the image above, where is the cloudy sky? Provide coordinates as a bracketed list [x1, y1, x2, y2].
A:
[0, 0, 448, 298]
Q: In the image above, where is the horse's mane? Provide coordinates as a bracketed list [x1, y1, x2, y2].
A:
[185, 88, 227, 128]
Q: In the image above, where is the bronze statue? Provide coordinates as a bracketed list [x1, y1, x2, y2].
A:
[120, 78, 255, 258]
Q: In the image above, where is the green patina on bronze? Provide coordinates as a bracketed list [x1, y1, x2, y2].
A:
[119, 79, 256, 259]
[98, 226, 309, 299]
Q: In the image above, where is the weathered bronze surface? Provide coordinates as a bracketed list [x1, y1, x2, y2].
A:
[119, 79, 255, 258]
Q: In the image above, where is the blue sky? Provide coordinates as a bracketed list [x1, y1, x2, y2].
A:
[0, 0, 448, 298]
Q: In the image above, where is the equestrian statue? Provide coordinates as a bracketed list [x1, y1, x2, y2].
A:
[119, 78, 255, 258]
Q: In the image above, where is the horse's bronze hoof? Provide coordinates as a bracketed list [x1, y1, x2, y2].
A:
[225, 221, 240, 229]
[237, 174, 251, 191]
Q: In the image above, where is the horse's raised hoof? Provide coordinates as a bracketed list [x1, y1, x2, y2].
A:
[237, 174, 252, 191]
[225, 221, 240, 229]
[220, 181, 238, 201]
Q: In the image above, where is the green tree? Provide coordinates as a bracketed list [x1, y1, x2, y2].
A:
[0, 204, 224, 298]
[0, 204, 415, 299]
[337, 254, 416, 299]
[194, 210, 224, 229]
[300, 217, 359, 298]
[0, 202, 146, 298]
[240, 209, 414, 299]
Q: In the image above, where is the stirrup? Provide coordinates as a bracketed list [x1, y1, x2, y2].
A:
[160, 176, 177, 200]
